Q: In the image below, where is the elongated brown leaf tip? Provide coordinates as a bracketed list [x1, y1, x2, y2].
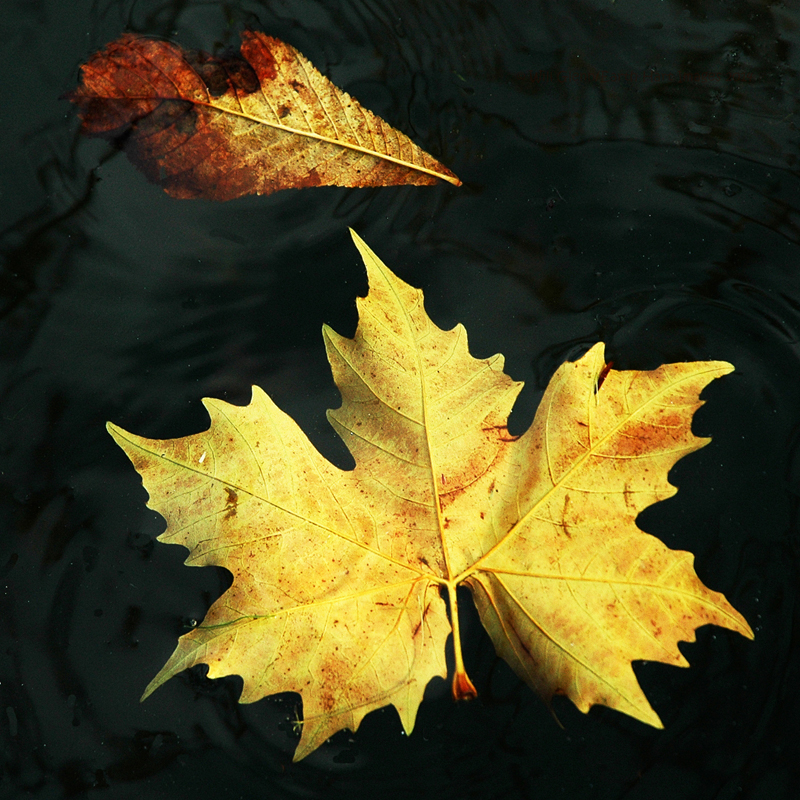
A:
[68, 31, 460, 199]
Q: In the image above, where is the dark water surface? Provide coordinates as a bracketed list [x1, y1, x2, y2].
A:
[2, 1, 799, 797]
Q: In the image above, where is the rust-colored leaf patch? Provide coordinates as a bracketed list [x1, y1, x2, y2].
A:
[108, 232, 752, 760]
[67, 31, 460, 199]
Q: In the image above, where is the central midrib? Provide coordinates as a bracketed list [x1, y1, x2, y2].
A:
[377, 264, 455, 583]
[118, 90, 459, 184]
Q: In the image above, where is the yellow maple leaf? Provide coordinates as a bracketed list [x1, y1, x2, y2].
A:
[108, 231, 753, 760]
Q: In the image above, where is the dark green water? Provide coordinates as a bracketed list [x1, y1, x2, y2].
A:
[1, 1, 798, 797]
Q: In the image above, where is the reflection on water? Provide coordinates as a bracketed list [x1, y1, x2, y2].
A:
[1, 0, 798, 798]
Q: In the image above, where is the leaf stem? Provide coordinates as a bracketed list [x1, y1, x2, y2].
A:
[446, 582, 477, 701]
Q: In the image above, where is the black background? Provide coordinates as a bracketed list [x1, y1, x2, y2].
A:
[1, 0, 798, 797]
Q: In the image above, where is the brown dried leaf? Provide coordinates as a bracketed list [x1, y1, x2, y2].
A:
[68, 32, 460, 199]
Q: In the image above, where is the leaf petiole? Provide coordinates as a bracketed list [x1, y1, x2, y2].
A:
[446, 582, 477, 701]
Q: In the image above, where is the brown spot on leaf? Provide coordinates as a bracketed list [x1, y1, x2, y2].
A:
[220, 54, 261, 94]
[483, 423, 519, 442]
[185, 50, 230, 97]
[320, 693, 335, 711]
[224, 487, 238, 519]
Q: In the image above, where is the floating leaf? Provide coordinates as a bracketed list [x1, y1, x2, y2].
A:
[108, 232, 752, 760]
[68, 32, 460, 199]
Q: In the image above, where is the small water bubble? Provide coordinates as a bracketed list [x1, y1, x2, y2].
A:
[724, 183, 742, 197]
